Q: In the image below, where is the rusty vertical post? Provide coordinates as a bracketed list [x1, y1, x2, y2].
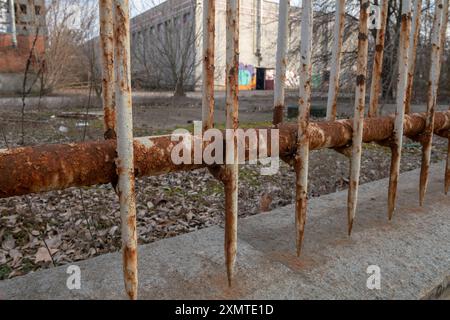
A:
[202, 0, 216, 131]
[326, 0, 345, 121]
[405, 0, 423, 115]
[347, 0, 369, 235]
[113, 0, 138, 300]
[387, 1, 412, 220]
[99, 0, 116, 139]
[294, 0, 313, 256]
[419, 0, 446, 204]
[368, 0, 389, 118]
[224, 0, 239, 286]
[439, 1, 449, 69]
[273, 0, 290, 126]
[441, 1, 450, 194]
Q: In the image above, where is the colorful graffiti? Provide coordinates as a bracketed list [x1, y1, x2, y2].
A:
[238, 63, 256, 90]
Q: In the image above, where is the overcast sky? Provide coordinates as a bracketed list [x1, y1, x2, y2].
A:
[129, 0, 288, 17]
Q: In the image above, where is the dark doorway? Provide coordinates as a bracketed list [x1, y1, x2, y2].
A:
[256, 68, 265, 90]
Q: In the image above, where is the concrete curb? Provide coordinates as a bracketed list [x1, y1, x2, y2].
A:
[1, 162, 449, 300]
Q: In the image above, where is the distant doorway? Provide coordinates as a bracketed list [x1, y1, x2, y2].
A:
[256, 68, 265, 90]
[256, 68, 275, 90]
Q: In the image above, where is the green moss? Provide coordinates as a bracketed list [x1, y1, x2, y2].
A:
[21, 258, 36, 274]
[0, 265, 12, 280]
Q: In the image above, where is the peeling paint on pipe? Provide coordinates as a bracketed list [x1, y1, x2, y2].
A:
[2, 112, 450, 199]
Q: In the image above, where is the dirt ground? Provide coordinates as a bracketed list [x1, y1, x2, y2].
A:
[0, 90, 448, 280]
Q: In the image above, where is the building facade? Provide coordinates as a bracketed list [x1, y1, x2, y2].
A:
[0, 0, 46, 94]
[130, 0, 284, 91]
[129, 0, 358, 92]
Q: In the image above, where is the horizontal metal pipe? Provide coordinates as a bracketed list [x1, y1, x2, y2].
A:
[1, 111, 450, 199]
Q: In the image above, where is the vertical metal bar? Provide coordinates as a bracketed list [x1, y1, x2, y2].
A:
[347, 0, 369, 235]
[387, 1, 412, 220]
[273, 0, 290, 126]
[8, 0, 17, 47]
[441, 2, 450, 194]
[113, 0, 138, 300]
[419, 0, 446, 205]
[368, 0, 389, 118]
[224, 0, 239, 286]
[405, 0, 423, 114]
[446, 136, 450, 194]
[202, 0, 216, 131]
[100, 0, 116, 139]
[294, 0, 313, 256]
[326, 0, 345, 121]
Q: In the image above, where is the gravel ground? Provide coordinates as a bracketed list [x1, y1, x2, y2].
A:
[0, 92, 448, 280]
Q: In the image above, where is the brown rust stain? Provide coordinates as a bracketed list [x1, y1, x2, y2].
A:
[122, 245, 138, 299]
[2, 112, 450, 198]
[273, 104, 284, 126]
[356, 74, 366, 86]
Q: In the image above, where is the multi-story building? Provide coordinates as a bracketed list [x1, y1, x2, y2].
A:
[130, 0, 284, 91]
[130, 0, 359, 92]
[0, 0, 46, 94]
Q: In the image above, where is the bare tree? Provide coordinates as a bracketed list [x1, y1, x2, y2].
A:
[131, 0, 201, 96]
[286, 0, 448, 105]
[40, 0, 98, 92]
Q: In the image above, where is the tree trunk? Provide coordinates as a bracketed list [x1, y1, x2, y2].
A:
[173, 78, 186, 97]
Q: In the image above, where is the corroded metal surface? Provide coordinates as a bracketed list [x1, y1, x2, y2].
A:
[405, 0, 423, 115]
[2, 112, 450, 199]
[295, 0, 313, 256]
[419, 0, 446, 205]
[326, 0, 345, 121]
[202, 0, 216, 132]
[347, 0, 369, 235]
[368, 0, 389, 118]
[99, 0, 116, 139]
[387, 1, 412, 220]
[224, 0, 239, 286]
[273, 0, 290, 126]
[113, 0, 138, 300]
[440, 0, 450, 194]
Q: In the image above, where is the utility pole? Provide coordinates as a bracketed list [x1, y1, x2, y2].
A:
[9, 0, 17, 47]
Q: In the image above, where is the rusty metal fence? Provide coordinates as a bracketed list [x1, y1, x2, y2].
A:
[1, 0, 449, 299]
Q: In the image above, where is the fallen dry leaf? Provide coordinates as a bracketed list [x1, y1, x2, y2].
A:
[9, 249, 22, 267]
[35, 247, 58, 263]
[2, 238, 15, 251]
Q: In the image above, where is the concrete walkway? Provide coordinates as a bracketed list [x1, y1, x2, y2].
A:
[1, 162, 449, 300]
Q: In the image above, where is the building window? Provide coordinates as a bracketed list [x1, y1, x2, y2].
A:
[19, 4, 27, 15]
[35, 6, 41, 15]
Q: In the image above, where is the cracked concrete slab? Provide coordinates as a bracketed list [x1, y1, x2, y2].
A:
[0, 162, 449, 300]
